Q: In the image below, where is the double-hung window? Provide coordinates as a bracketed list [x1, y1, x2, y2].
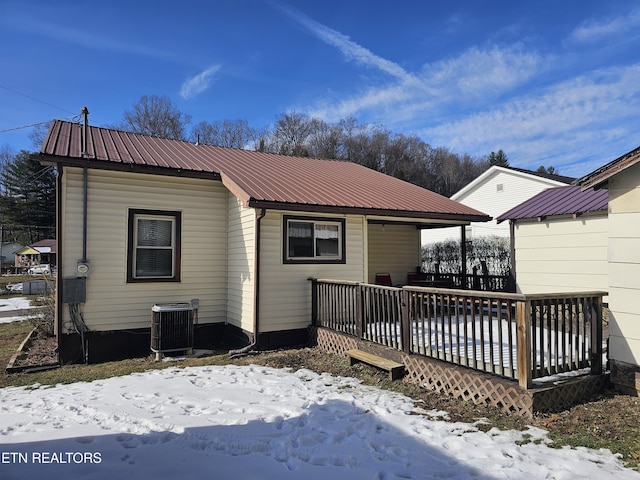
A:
[284, 216, 345, 264]
[127, 209, 181, 282]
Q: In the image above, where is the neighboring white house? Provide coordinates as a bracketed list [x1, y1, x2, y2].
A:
[422, 166, 574, 245]
[496, 185, 609, 297]
[580, 145, 640, 396]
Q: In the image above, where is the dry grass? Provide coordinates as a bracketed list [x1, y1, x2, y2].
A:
[1, 322, 638, 471]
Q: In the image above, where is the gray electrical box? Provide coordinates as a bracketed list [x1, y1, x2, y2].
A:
[62, 278, 87, 304]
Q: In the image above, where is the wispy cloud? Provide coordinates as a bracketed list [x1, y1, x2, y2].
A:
[279, 5, 544, 123]
[3, 16, 176, 61]
[421, 46, 545, 101]
[568, 10, 640, 43]
[278, 5, 640, 176]
[422, 63, 640, 175]
[308, 44, 545, 124]
[179, 65, 221, 100]
[278, 5, 416, 83]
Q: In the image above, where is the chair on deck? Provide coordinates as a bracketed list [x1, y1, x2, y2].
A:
[374, 273, 393, 286]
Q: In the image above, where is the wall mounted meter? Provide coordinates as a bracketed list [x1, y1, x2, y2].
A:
[77, 261, 90, 278]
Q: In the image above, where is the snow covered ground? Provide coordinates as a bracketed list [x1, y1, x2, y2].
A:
[1, 364, 638, 480]
[0, 297, 33, 324]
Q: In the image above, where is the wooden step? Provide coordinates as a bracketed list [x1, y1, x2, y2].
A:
[346, 349, 405, 380]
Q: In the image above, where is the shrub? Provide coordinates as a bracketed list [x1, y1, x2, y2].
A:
[422, 236, 510, 276]
[28, 289, 55, 337]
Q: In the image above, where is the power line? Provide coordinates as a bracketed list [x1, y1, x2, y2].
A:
[0, 120, 55, 134]
[0, 84, 76, 115]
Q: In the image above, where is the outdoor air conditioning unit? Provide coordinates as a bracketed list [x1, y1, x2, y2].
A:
[151, 302, 194, 360]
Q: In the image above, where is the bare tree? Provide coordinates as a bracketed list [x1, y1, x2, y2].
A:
[0, 145, 14, 169]
[28, 122, 52, 150]
[306, 118, 343, 159]
[248, 125, 273, 153]
[342, 124, 391, 171]
[271, 111, 314, 156]
[191, 119, 254, 149]
[118, 95, 191, 140]
[244, 109, 490, 196]
[387, 134, 442, 189]
[0, 145, 15, 194]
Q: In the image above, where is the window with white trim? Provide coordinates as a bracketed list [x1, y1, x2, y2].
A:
[127, 209, 181, 282]
[284, 216, 345, 264]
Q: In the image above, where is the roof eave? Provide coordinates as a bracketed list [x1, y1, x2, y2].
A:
[498, 208, 608, 224]
[579, 146, 640, 190]
[246, 199, 492, 222]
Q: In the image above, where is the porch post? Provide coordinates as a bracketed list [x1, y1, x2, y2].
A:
[355, 283, 363, 339]
[516, 299, 532, 389]
[590, 295, 604, 374]
[401, 288, 411, 354]
[310, 278, 318, 326]
[508, 220, 517, 292]
[460, 226, 467, 288]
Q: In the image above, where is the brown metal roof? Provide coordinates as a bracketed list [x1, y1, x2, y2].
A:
[496, 185, 608, 223]
[37, 120, 491, 222]
[30, 239, 57, 254]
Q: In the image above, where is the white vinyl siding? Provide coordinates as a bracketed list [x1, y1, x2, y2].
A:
[257, 212, 365, 333]
[513, 215, 608, 296]
[607, 162, 640, 365]
[424, 167, 567, 244]
[226, 194, 255, 333]
[60, 168, 228, 332]
[367, 223, 421, 285]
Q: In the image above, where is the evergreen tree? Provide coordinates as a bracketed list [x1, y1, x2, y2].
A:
[537, 165, 559, 175]
[487, 150, 509, 167]
[0, 150, 56, 245]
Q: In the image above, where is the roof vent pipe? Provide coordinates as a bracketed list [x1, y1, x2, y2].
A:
[81, 106, 89, 157]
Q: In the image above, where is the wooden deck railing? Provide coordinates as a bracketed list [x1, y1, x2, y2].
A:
[421, 272, 514, 292]
[310, 279, 605, 389]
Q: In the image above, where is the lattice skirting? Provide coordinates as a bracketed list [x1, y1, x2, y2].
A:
[530, 375, 607, 413]
[310, 326, 605, 418]
[402, 354, 535, 416]
[310, 326, 358, 355]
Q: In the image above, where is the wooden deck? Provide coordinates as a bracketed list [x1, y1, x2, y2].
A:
[309, 279, 607, 417]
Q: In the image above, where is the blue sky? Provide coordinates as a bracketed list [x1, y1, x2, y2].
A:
[1, 0, 639, 178]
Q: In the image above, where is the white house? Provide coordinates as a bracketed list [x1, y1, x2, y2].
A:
[423, 166, 574, 245]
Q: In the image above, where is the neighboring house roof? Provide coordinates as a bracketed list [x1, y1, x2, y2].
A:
[14, 240, 56, 255]
[450, 165, 574, 201]
[1, 242, 24, 255]
[579, 144, 640, 189]
[36, 120, 490, 223]
[30, 239, 56, 254]
[496, 185, 608, 223]
[15, 246, 40, 256]
[503, 166, 575, 185]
